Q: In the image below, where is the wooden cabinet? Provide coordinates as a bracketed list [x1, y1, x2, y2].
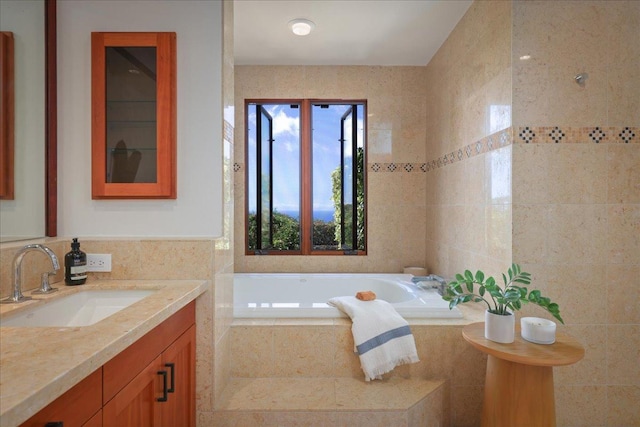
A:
[103, 355, 163, 426]
[159, 326, 196, 426]
[103, 326, 195, 427]
[21, 302, 195, 427]
[102, 302, 195, 427]
[19, 368, 102, 427]
[91, 32, 176, 199]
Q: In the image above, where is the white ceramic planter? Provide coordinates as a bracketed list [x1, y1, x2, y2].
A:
[485, 310, 515, 343]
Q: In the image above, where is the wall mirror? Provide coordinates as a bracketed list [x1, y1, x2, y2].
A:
[0, 0, 56, 242]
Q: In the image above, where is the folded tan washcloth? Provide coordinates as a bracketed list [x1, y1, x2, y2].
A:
[356, 291, 376, 301]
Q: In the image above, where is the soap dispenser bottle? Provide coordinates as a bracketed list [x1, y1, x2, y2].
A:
[65, 238, 87, 285]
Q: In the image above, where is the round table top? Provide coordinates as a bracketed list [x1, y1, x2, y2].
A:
[462, 322, 585, 367]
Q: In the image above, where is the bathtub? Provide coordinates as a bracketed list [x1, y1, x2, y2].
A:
[233, 273, 463, 319]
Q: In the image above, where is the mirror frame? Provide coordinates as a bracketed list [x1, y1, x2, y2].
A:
[45, 0, 56, 236]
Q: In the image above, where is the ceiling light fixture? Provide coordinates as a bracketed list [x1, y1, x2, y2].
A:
[288, 19, 315, 36]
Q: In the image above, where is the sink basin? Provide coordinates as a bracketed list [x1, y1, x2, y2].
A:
[0, 290, 156, 327]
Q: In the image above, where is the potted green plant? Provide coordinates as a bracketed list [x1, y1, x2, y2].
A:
[442, 264, 563, 343]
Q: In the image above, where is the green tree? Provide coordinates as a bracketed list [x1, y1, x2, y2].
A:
[247, 210, 300, 251]
[313, 219, 336, 247]
[331, 147, 365, 250]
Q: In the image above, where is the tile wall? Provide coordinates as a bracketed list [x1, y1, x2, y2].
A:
[422, 2, 513, 424]
[511, 1, 639, 425]
[234, 65, 430, 273]
[423, 0, 513, 281]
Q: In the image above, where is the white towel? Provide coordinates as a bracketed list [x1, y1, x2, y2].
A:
[328, 296, 419, 381]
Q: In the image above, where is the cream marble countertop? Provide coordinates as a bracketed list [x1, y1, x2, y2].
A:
[0, 279, 208, 427]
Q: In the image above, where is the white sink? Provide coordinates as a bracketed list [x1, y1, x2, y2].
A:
[0, 290, 156, 327]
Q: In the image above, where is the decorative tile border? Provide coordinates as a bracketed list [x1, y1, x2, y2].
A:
[369, 127, 514, 173]
[233, 126, 638, 174]
[515, 126, 638, 144]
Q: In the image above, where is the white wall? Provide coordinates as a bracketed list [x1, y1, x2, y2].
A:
[57, 0, 223, 237]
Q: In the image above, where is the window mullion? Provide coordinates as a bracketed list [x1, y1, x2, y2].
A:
[268, 114, 274, 248]
[255, 105, 263, 250]
[339, 119, 345, 247]
[351, 104, 358, 250]
[300, 100, 312, 254]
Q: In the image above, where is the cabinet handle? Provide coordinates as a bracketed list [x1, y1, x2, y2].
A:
[157, 370, 168, 402]
[165, 362, 175, 393]
[45, 423, 63, 427]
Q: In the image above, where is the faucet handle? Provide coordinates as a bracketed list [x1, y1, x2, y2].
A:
[32, 271, 59, 295]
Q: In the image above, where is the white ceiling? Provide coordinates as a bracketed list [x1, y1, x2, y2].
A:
[234, 0, 473, 66]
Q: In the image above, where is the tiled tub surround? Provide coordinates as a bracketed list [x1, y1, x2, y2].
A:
[0, 279, 207, 427]
[216, 307, 485, 427]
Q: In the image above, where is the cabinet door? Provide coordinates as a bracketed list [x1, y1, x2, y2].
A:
[103, 355, 163, 427]
[83, 410, 102, 427]
[160, 325, 196, 427]
[91, 32, 176, 199]
[20, 368, 102, 427]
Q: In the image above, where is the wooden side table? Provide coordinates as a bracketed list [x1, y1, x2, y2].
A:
[463, 322, 584, 427]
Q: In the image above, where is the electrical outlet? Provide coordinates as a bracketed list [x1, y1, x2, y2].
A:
[86, 253, 112, 272]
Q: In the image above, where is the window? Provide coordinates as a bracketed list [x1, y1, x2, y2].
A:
[245, 99, 366, 255]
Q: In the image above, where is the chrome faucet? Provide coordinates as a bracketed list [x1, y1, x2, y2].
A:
[1, 244, 60, 303]
[411, 274, 449, 295]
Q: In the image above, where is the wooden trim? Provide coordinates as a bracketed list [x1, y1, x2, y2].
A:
[45, 0, 57, 235]
[91, 32, 177, 199]
[0, 31, 15, 199]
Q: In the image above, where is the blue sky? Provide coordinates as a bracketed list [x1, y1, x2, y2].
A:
[247, 103, 364, 216]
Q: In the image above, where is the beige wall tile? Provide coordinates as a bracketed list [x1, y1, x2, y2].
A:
[607, 325, 640, 385]
[607, 205, 640, 265]
[484, 147, 509, 205]
[607, 264, 640, 324]
[555, 324, 607, 386]
[273, 326, 335, 377]
[512, 205, 548, 264]
[486, 204, 512, 262]
[230, 326, 274, 377]
[607, 145, 640, 204]
[546, 204, 607, 265]
[607, 385, 640, 427]
[555, 385, 607, 427]
[549, 145, 608, 203]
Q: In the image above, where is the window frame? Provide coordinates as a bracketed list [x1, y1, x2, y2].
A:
[244, 98, 367, 256]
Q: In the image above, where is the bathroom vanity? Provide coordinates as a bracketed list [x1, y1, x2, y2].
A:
[0, 280, 207, 427]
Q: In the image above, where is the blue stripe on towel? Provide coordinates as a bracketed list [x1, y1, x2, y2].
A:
[356, 325, 413, 355]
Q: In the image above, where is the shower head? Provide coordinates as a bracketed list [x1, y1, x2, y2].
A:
[575, 73, 588, 86]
